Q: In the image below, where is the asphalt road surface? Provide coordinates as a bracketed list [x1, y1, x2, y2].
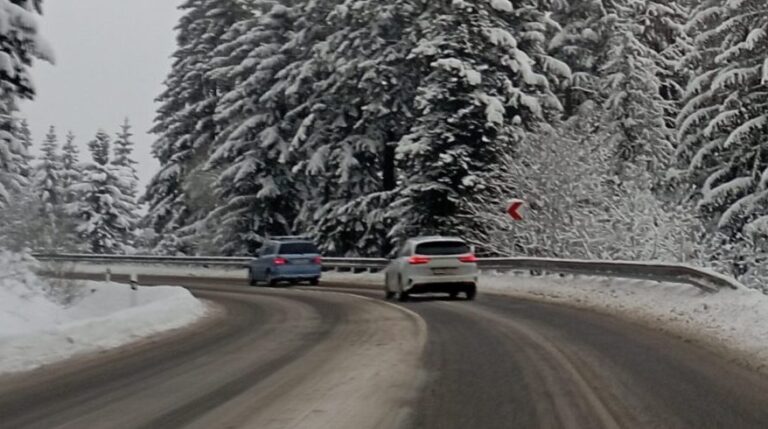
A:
[2, 276, 768, 429]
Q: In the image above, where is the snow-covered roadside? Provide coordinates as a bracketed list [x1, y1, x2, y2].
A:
[66, 262, 247, 280]
[0, 254, 211, 375]
[323, 271, 768, 374]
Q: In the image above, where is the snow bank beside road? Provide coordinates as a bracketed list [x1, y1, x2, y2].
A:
[324, 271, 768, 373]
[0, 253, 210, 375]
[68, 262, 247, 280]
[0, 253, 67, 338]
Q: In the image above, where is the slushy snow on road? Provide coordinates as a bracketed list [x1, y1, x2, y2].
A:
[325, 271, 768, 374]
[0, 252, 210, 375]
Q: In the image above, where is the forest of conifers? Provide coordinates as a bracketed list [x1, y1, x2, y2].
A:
[2, 0, 767, 288]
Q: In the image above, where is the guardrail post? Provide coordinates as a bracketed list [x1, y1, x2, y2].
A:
[129, 273, 138, 307]
[105, 268, 111, 283]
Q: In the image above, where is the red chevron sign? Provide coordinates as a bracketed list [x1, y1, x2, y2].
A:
[507, 199, 524, 221]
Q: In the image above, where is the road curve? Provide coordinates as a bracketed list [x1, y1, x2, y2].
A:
[2, 277, 768, 429]
[0, 286, 426, 429]
[313, 283, 768, 429]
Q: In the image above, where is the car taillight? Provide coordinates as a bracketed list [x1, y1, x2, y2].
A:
[409, 255, 431, 265]
[273, 257, 287, 265]
[312, 256, 322, 265]
[459, 254, 478, 263]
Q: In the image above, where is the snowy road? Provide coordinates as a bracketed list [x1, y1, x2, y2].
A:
[2, 277, 768, 428]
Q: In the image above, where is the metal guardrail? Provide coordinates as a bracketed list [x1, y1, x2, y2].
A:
[34, 253, 252, 266]
[33, 253, 741, 293]
[478, 258, 741, 293]
[33, 253, 389, 270]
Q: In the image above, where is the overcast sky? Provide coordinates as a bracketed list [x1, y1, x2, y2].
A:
[21, 0, 183, 189]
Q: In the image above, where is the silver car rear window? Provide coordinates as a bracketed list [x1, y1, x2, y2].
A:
[415, 241, 471, 255]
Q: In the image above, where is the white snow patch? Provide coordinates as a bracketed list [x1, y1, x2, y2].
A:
[762, 57, 768, 85]
[0, 51, 14, 77]
[484, 28, 517, 49]
[0, 254, 210, 375]
[451, 0, 471, 8]
[490, 0, 513, 12]
[68, 262, 248, 280]
[433, 58, 482, 86]
[477, 93, 506, 126]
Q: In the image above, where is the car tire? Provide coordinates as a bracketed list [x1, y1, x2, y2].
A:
[309, 278, 319, 286]
[248, 270, 258, 286]
[465, 285, 477, 301]
[265, 271, 278, 287]
[396, 276, 408, 301]
[385, 289, 396, 300]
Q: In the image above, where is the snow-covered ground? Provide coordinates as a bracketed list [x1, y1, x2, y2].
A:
[0, 253, 210, 375]
[324, 271, 768, 374]
[65, 261, 247, 280]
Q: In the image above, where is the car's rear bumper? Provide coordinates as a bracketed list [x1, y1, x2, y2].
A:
[405, 274, 477, 293]
[406, 282, 476, 294]
[272, 266, 322, 280]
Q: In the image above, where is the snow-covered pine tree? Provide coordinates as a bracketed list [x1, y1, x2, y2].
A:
[71, 130, 138, 254]
[204, 2, 300, 255]
[144, 0, 252, 254]
[60, 131, 81, 205]
[549, 0, 609, 114]
[283, 0, 426, 256]
[389, 0, 566, 249]
[15, 117, 33, 179]
[34, 125, 63, 220]
[0, 1, 52, 208]
[600, 7, 675, 176]
[112, 117, 139, 198]
[56, 130, 83, 250]
[550, 0, 689, 119]
[206, 0, 361, 255]
[636, 1, 691, 131]
[639, 1, 689, 54]
[16, 118, 32, 151]
[677, 0, 768, 239]
[203, 1, 432, 256]
[88, 129, 110, 165]
[0, 120, 28, 209]
[110, 120, 141, 250]
[33, 125, 81, 250]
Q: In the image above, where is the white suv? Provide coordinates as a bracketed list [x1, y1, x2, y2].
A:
[384, 237, 479, 301]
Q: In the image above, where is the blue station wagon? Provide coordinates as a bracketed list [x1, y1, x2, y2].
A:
[248, 238, 322, 286]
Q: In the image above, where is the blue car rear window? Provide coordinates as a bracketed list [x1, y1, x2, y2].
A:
[279, 242, 319, 254]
